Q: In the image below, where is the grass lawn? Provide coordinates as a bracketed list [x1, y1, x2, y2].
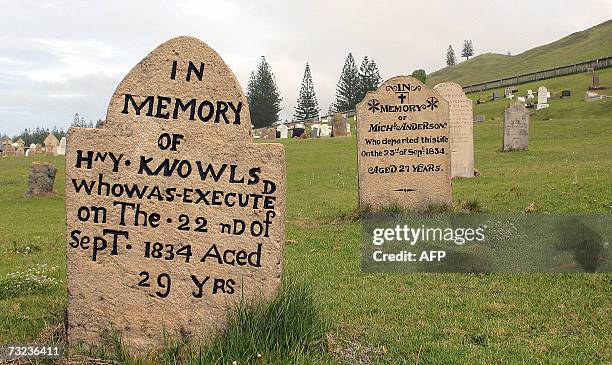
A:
[0, 89, 611, 363]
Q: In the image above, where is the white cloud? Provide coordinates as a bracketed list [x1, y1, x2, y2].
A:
[0, 0, 610, 136]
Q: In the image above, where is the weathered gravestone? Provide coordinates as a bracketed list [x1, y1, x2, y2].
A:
[58, 137, 67, 155]
[592, 73, 600, 89]
[503, 101, 529, 151]
[15, 147, 25, 157]
[332, 113, 349, 137]
[475, 115, 485, 122]
[4, 144, 15, 156]
[65, 36, 286, 350]
[356, 76, 451, 210]
[434, 82, 475, 178]
[26, 161, 56, 197]
[35, 143, 43, 154]
[44, 133, 60, 156]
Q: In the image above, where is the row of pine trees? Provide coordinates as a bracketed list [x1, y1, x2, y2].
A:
[247, 54, 383, 128]
[247, 41, 475, 128]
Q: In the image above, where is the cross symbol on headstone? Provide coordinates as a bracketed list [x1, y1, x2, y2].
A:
[398, 93, 407, 103]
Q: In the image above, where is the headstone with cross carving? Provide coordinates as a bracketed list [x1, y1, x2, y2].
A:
[65, 36, 286, 351]
[356, 76, 451, 211]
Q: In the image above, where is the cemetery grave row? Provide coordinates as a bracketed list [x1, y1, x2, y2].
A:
[7, 35, 606, 353]
[0, 134, 66, 157]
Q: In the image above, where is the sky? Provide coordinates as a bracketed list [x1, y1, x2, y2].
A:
[0, 0, 610, 136]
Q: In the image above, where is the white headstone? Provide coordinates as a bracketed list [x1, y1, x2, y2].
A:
[537, 86, 549, 109]
[319, 124, 332, 137]
[57, 137, 67, 155]
[276, 124, 289, 139]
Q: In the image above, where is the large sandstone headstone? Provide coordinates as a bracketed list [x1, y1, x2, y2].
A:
[503, 101, 529, 151]
[25, 162, 56, 197]
[15, 147, 25, 157]
[356, 76, 451, 211]
[434, 82, 475, 178]
[35, 143, 43, 154]
[65, 36, 286, 350]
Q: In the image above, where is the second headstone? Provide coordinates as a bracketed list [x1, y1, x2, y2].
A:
[356, 76, 451, 211]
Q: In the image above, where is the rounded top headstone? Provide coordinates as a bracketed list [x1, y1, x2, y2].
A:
[433, 82, 465, 95]
[104, 36, 251, 143]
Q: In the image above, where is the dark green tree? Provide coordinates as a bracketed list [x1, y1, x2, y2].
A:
[333, 53, 360, 112]
[357, 56, 382, 102]
[246, 56, 283, 128]
[411, 69, 427, 83]
[461, 40, 474, 60]
[294, 63, 320, 121]
[446, 45, 456, 66]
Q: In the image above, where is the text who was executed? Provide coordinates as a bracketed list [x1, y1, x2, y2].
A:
[65, 36, 286, 350]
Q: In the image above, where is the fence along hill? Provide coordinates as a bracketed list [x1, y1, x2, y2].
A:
[427, 19, 612, 88]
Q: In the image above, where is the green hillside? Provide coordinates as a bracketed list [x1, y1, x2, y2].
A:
[427, 19, 612, 87]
